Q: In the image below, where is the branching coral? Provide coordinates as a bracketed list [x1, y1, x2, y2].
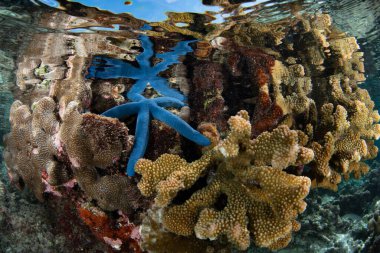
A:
[136, 111, 313, 250]
[4, 9, 380, 253]
[227, 13, 380, 191]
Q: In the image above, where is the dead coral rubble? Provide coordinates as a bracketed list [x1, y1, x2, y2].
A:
[136, 111, 313, 251]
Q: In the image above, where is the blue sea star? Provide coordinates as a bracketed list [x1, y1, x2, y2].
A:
[102, 94, 210, 176]
[87, 32, 210, 176]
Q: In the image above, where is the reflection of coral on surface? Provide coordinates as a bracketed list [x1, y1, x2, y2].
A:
[87, 34, 196, 102]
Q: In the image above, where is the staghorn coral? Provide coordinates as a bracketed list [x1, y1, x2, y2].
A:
[136, 153, 212, 207]
[136, 111, 313, 250]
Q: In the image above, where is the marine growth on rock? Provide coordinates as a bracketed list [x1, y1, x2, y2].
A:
[3, 5, 380, 252]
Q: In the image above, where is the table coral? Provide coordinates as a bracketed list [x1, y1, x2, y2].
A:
[136, 111, 313, 250]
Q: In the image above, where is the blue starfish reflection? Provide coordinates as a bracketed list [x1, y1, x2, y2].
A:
[87, 34, 196, 102]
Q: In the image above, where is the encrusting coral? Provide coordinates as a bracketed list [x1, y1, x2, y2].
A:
[136, 111, 313, 251]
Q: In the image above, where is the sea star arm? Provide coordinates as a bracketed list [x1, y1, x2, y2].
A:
[101, 102, 141, 119]
[87, 56, 140, 79]
[126, 104, 150, 176]
[152, 96, 185, 108]
[149, 77, 186, 102]
[153, 40, 197, 74]
[150, 103, 211, 146]
[136, 34, 154, 68]
[127, 79, 151, 101]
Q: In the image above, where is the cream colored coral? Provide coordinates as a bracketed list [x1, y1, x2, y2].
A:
[249, 125, 314, 169]
[136, 153, 212, 207]
[216, 110, 251, 158]
[137, 111, 314, 250]
[3, 101, 44, 200]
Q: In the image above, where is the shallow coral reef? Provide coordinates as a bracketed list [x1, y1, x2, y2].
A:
[2, 2, 380, 252]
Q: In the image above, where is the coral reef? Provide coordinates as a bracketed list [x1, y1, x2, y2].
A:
[87, 32, 210, 175]
[3, 2, 380, 252]
[136, 111, 313, 251]
[101, 95, 210, 176]
[213, 13, 380, 192]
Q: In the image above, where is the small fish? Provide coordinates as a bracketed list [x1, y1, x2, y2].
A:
[124, 1, 132, 5]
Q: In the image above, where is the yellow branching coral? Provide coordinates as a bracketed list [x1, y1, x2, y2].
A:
[309, 99, 379, 190]
[216, 110, 251, 158]
[249, 125, 314, 169]
[137, 111, 313, 251]
[136, 153, 212, 207]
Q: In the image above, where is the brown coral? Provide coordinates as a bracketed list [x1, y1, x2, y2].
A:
[2, 97, 68, 200]
[3, 101, 45, 201]
[59, 101, 132, 169]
